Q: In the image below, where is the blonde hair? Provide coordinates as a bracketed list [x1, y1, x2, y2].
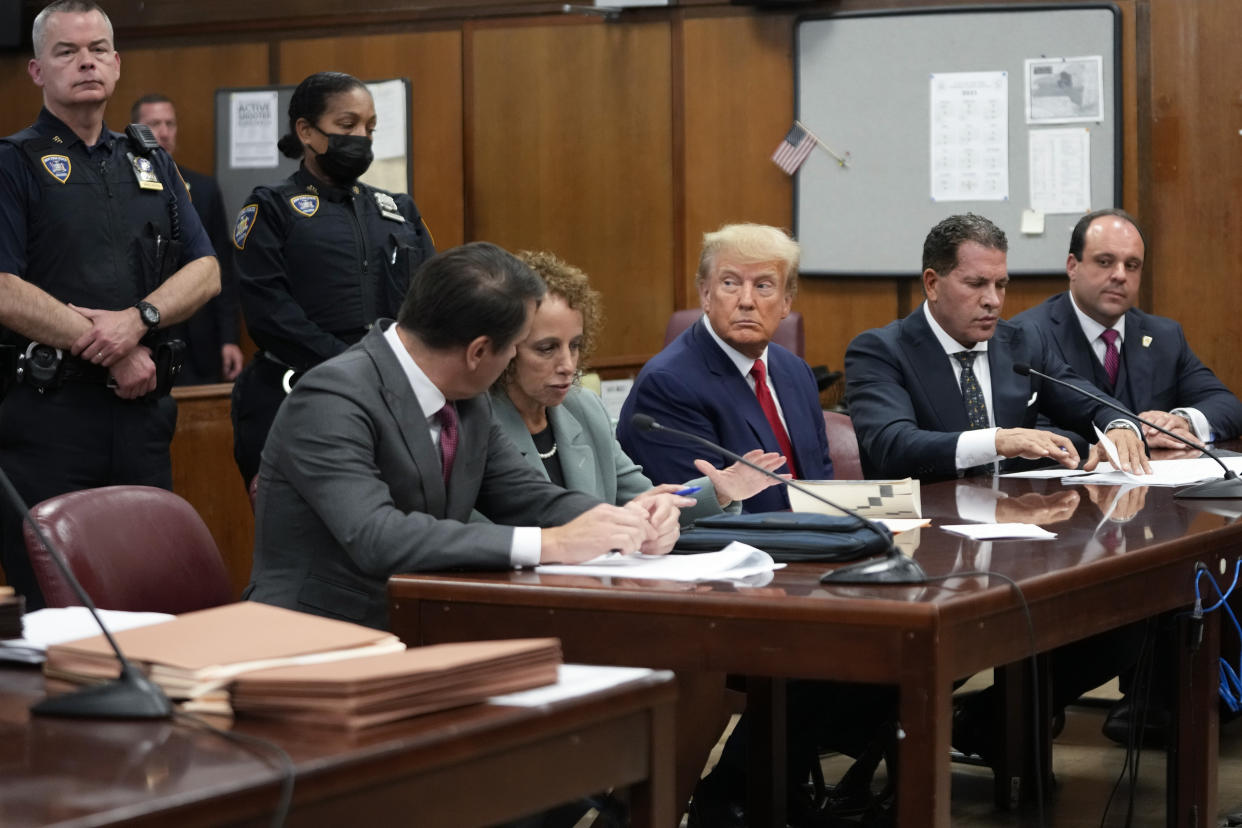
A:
[696, 223, 800, 297]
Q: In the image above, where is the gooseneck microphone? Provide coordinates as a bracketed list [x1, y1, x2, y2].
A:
[1012, 362, 1242, 499]
[629, 413, 927, 584]
[0, 468, 173, 718]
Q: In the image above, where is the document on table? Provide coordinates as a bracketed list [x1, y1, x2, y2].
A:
[0, 607, 174, 664]
[940, 523, 1058, 540]
[535, 541, 782, 582]
[488, 664, 667, 708]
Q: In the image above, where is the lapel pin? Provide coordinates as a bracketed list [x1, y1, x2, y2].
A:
[1142, 335, 1152, 348]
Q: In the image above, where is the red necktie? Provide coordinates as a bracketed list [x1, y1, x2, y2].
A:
[1101, 329, 1120, 388]
[437, 403, 458, 485]
[749, 360, 798, 478]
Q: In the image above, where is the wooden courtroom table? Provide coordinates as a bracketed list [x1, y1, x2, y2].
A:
[0, 665, 676, 827]
[389, 473, 1241, 828]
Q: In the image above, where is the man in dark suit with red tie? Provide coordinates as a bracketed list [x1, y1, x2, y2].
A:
[619, 224, 853, 826]
[1012, 208, 1242, 452]
[617, 222, 832, 512]
[1013, 208, 1242, 746]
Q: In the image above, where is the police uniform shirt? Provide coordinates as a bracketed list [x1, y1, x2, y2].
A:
[233, 166, 435, 373]
[0, 108, 214, 310]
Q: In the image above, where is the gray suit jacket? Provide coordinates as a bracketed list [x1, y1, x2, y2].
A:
[488, 386, 736, 525]
[244, 323, 602, 629]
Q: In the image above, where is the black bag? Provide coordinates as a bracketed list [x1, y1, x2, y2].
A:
[673, 512, 893, 563]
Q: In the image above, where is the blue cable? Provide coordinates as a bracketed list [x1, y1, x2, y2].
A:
[1194, 560, 1242, 713]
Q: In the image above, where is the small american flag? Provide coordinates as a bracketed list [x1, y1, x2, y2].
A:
[770, 123, 817, 175]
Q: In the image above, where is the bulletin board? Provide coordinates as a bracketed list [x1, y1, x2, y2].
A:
[794, 5, 1120, 276]
[213, 78, 412, 223]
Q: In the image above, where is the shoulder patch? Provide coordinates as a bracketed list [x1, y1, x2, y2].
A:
[40, 154, 71, 183]
[233, 204, 259, 250]
[289, 194, 319, 217]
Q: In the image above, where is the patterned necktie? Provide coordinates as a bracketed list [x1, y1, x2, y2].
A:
[1101, 328, 1121, 388]
[953, 351, 989, 429]
[749, 360, 798, 478]
[437, 403, 458, 485]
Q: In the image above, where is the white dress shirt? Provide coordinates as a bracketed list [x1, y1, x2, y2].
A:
[703, 316, 793, 434]
[1067, 293, 1211, 441]
[384, 323, 540, 567]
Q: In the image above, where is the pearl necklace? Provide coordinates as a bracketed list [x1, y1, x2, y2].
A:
[537, 443, 558, 460]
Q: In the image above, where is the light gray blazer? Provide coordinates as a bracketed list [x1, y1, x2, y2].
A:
[488, 385, 738, 525]
[244, 323, 601, 629]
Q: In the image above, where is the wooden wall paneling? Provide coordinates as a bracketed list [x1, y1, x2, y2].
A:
[0, 51, 43, 136]
[467, 19, 675, 362]
[104, 42, 271, 175]
[279, 30, 467, 249]
[1144, 0, 1242, 395]
[678, 13, 897, 375]
[170, 386, 254, 598]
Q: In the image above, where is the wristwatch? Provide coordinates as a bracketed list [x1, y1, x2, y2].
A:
[135, 300, 161, 332]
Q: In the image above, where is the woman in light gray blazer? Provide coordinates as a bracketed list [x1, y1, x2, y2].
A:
[489, 251, 783, 525]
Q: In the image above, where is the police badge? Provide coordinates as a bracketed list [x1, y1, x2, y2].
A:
[234, 204, 258, 250]
[290, 194, 320, 217]
[40, 154, 71, 183]
[373, 191, 405, 223]
[129, 154, 164, 190]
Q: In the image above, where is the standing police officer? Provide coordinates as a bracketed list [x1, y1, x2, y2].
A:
[231, 71, 435, 487]
[0, 1, 220, 608]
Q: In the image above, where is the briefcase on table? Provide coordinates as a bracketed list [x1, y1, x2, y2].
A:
[672, 512, 892, 563]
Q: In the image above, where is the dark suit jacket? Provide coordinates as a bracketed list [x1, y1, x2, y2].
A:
[616, 318, 832, 512]
[1012, 291, 1242, 443]
[844, 305, 1135, 480]
[176, 167, 239, 384]
[243, 323, 602, 630]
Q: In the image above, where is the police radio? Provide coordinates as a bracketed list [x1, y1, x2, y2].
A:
[124, 123, 160, 155]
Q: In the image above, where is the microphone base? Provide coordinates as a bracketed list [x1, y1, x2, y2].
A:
[1176, 476, 1242, 499]
[31, 664, 174, 719]
[819, 549, 928, 584]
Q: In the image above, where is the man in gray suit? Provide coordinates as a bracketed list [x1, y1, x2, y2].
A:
[245, 242, 672, 630]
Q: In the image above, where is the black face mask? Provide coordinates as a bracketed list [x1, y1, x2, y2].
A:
[311, 126, 373, 183]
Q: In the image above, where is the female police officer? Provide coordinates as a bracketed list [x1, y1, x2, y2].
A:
[230, 71, 435, 486]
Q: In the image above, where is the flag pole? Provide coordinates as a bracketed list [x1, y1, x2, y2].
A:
[795, 120, 849, 168]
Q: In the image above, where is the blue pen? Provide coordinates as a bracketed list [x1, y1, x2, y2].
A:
[674, 486, 702, 496]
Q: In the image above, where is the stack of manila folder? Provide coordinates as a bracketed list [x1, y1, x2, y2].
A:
[43, 601, 561, 728]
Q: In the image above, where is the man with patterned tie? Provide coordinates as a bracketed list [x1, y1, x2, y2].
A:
[245, 243, 679, 631]
[617, 223, 832, 513]
[845, 212, 1150, 766]
[845, 212, 1149, 481]
[1013, 208, 1242, 454]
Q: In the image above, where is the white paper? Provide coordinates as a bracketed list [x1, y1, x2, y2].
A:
[1091, 424, 1151, 482]
[1067, 455, 1242, 487]
[1001, 466, 1088, 480]
[487, 664, 664, 707]
[599, 379, 634, 427]
[940, 523, 1057, 540]
[535, 541, 782, 582]
[930, 71, 1009, 202]
[2, 607, 173, 653]
[229, 91, 280, 169]
[1029, 128, 1091, 214]
[366, 79, 407, 161]
[1020, 209, 1045, 235]
[1025, 56, 1104, 124]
